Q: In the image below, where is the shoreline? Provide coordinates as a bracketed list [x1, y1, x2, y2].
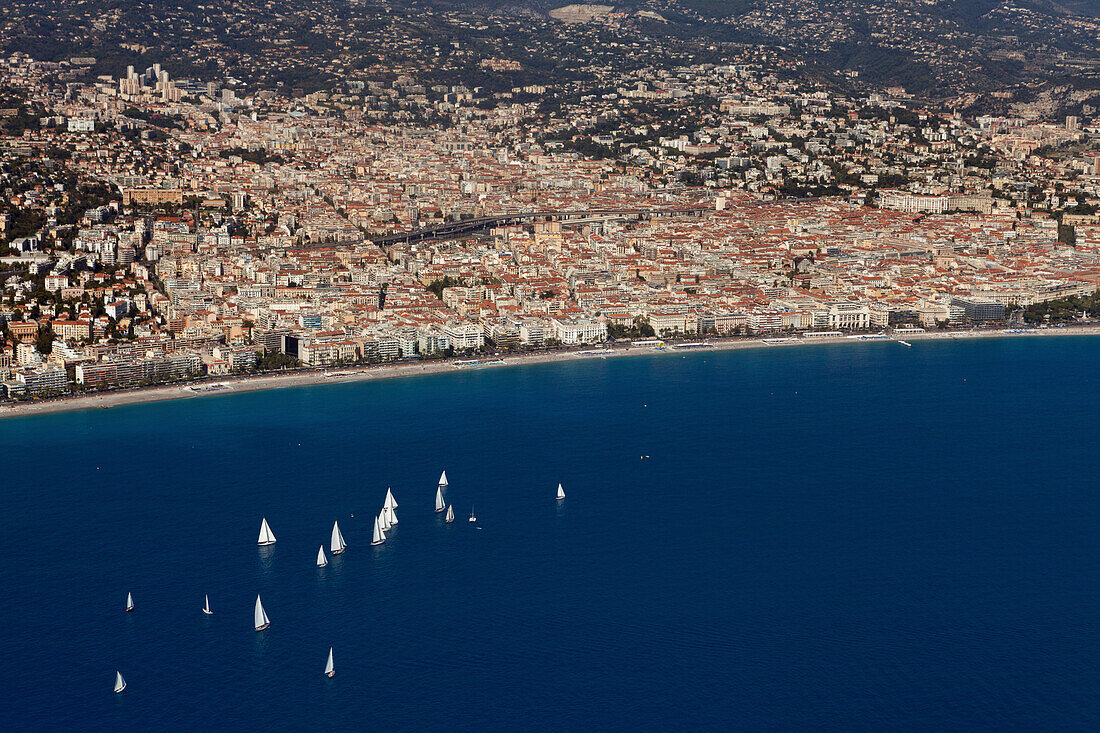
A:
[4, 324, 1100, 419]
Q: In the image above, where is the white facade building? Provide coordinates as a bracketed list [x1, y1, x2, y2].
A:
[550, 318, 607, 344]
[442, 321, 484, 351]
[67, 117, 95, 133]
[827, 302, 872, 330]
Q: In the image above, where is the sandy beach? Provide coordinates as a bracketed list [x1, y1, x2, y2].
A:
[3, 324, 1099, 419]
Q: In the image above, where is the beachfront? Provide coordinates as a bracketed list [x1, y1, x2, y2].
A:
[3, 325, 1099, 419]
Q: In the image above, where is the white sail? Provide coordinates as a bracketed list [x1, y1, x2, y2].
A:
[556, 483, 565, 500]
[114, 671, 126, 693]
[438, 470, 448, 487]
[379, 509, 391, 532]
[469, 505, 477, 522]
[257, 517, 276, 545]
[445, 504, 454, 523]
[317, 545, 328, 567]
[384, 488, 399, 524]
[126, 592, 134, 611]
[324, 647, 335, 677]
[435, 486, 445, 512]
[371, 516, 385, 545]
[203, 594, 212, 615]
[330, 521, 346, 554]
[254, 594, 270, 631]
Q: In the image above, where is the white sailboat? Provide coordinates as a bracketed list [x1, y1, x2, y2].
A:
[438, 470, 448, 488]
[379, 508, 391, 532]
[469, 505, 477, 523]
[557, 483, 566, 500]
[114, 671, 126, 694]
[445, 504, 454, 523]
[371, 516, 385, 545]
[324, 647, 335, 678]
[434, 486, 446, 512]
[254, 594, 270, 631]
[317, 545, 328, 567]
[257, 517, 277, 545]
[202, 594, 213, 615]
[125, 592, 134, 612]
[384, 488, 399, 525]
[330, 521, 346, 554]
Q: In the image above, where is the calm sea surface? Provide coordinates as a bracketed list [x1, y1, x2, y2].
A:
[2, 336, 1099, 731]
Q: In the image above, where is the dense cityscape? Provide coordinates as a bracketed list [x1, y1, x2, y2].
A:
[8, 4, 1100, 730]
[2, 1, 1100, 401]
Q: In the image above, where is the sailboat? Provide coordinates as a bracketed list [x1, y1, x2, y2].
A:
[371, 516, 385, 545]
[317, 546, 328, 567]
[254, 594, 270, 631]
[384, 488, 399, 525]
[469, 505, 477, 523]
[257, 517, 277, 546]
[438, 470, 448, 488]
[202, 595, 213, 616]
[445, 504, 455, 523]
[324, 647, 335, 678]
[125, 592, 134, 612]
[330, 521, 346, 555]
[379, 508, 391, 532]
[556, 483, 565, 500]
[114, 671, 126, 694]
[434, 486, 446, 513]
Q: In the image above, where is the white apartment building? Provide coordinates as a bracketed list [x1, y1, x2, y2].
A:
[647, 311, 696, 335]
[878, 190, 993, 215]
[15, 366, 68, 395]
[299, 341, 355, 367]
[550, 317, 607, 344]
[517, 318, 548, 344]
[66, 117, 95, 133]
[443, 321, 484, 351]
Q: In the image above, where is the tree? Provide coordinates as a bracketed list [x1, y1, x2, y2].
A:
[1058, 223, 1077, 247]
[35, 324, 54, 355]
[427, 276, 461, 299]
[607, 317, 654, 339]
[257, 352, 300, 371]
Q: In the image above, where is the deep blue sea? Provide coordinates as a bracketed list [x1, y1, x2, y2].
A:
[2, 336, 1100, 731]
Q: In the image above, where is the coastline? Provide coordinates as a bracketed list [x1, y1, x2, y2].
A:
[4, 324, 1099, 419]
